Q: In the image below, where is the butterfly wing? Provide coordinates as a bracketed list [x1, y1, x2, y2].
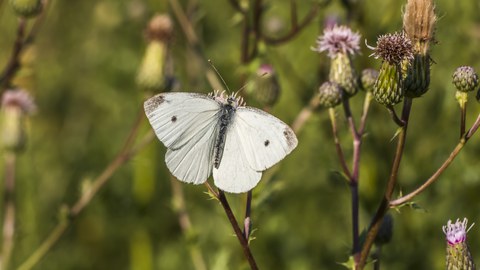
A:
[213, 107, 297, 193]
[144, 92, 221, 184]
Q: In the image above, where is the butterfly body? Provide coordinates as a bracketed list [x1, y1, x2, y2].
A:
[144, 91, 297, 193]
[213, 95, 237, 168]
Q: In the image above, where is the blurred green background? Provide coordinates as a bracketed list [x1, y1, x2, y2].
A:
[1, 0, 480, 269]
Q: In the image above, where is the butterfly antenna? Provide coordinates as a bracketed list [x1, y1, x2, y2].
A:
[234, 70, 269, 96]
[208, 59, 230, 93]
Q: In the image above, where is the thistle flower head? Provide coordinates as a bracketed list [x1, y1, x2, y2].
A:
[403, 0, 437, 54]
[443, 218, 471, 246]
[1, 89, 36, 114]
[312, 25, 361, 58]
[368, 32, 414, 65]
[443, 218, 476, 270]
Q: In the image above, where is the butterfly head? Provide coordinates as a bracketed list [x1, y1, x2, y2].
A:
[211, 90, 245, 108]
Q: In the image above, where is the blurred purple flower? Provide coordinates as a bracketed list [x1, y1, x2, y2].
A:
[1, 89, 36, 114]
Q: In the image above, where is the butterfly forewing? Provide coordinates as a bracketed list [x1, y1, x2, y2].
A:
[144, 93, 221, 149]
[144, 93, 221, 184]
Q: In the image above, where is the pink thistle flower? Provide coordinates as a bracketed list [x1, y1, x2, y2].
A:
[312, 25, 361, 58]
[443, 218, 476, 270]
[1, 89, 36, 114]
[443, 218, 473, 246]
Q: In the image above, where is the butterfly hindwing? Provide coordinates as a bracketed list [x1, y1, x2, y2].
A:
[212, 121, 262, 193]
[232, 107, 298, 171]
[212, 106, 297, 193]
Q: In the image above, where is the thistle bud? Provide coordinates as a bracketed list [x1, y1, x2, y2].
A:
[9, 0, 42, 18]
[374, 214, 393, 246]
[404, 54, 431, 97]
[1, 89, 36, 152]
[312, 25, 361, 97]
[360, 68, 379, 92]
[452, 66, 479, 93]
[443, 218, 476, 270]
[329, 53, 359, 96]
[136, 14, 173, 92]
[369, 32, 414, 106]
[317, 81, 343, 108]
[246, 64, 280, 108]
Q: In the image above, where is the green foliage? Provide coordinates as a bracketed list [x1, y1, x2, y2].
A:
[1, 0, 480, 269]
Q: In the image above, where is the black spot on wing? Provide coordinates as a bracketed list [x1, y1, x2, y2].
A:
[171, 116, 177, 122]
[264, 140, 270, 147]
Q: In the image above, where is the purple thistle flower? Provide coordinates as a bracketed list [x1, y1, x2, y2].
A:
[312, 25, 361, 58]
[443, 218, 476, 269]
[367, 32, 414, 65]
[443, 218, 472, 246]
[1, 89, 36, 114]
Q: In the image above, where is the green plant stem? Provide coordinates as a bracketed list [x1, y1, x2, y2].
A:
[390, 112, 480, 207]
[17, 111, 152, 270]
[341, 98, 362, 260]
[386, 105, 404, 127]
[168, 0, 223, 90]
[1, 152, 17, 270]
[358, 97, 412, 269]
[328, 107, 352, 179]
[359, 92, 372, 135]
[17, 220, 69, 270]
[171, 178, 207, 270]
[372, 246, 381, 270]
[460, 100, 467, 138]
[217, 190, 259, 270]
[262, 1, 324, 45]
[243, 190, 253, 241]
[0, 18, 26, 91]
[0, 0, 49, 93]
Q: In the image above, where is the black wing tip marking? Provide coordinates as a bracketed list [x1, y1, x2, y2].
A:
[283, 128, 298, 149]
[144, 94, 166, 115]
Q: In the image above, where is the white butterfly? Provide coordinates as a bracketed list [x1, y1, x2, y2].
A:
[144, 91, 298, 193]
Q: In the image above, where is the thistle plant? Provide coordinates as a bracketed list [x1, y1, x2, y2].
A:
[369, 32, 414, 107]
[452, 66, 479, 136]
[313, 24, 361, 96]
